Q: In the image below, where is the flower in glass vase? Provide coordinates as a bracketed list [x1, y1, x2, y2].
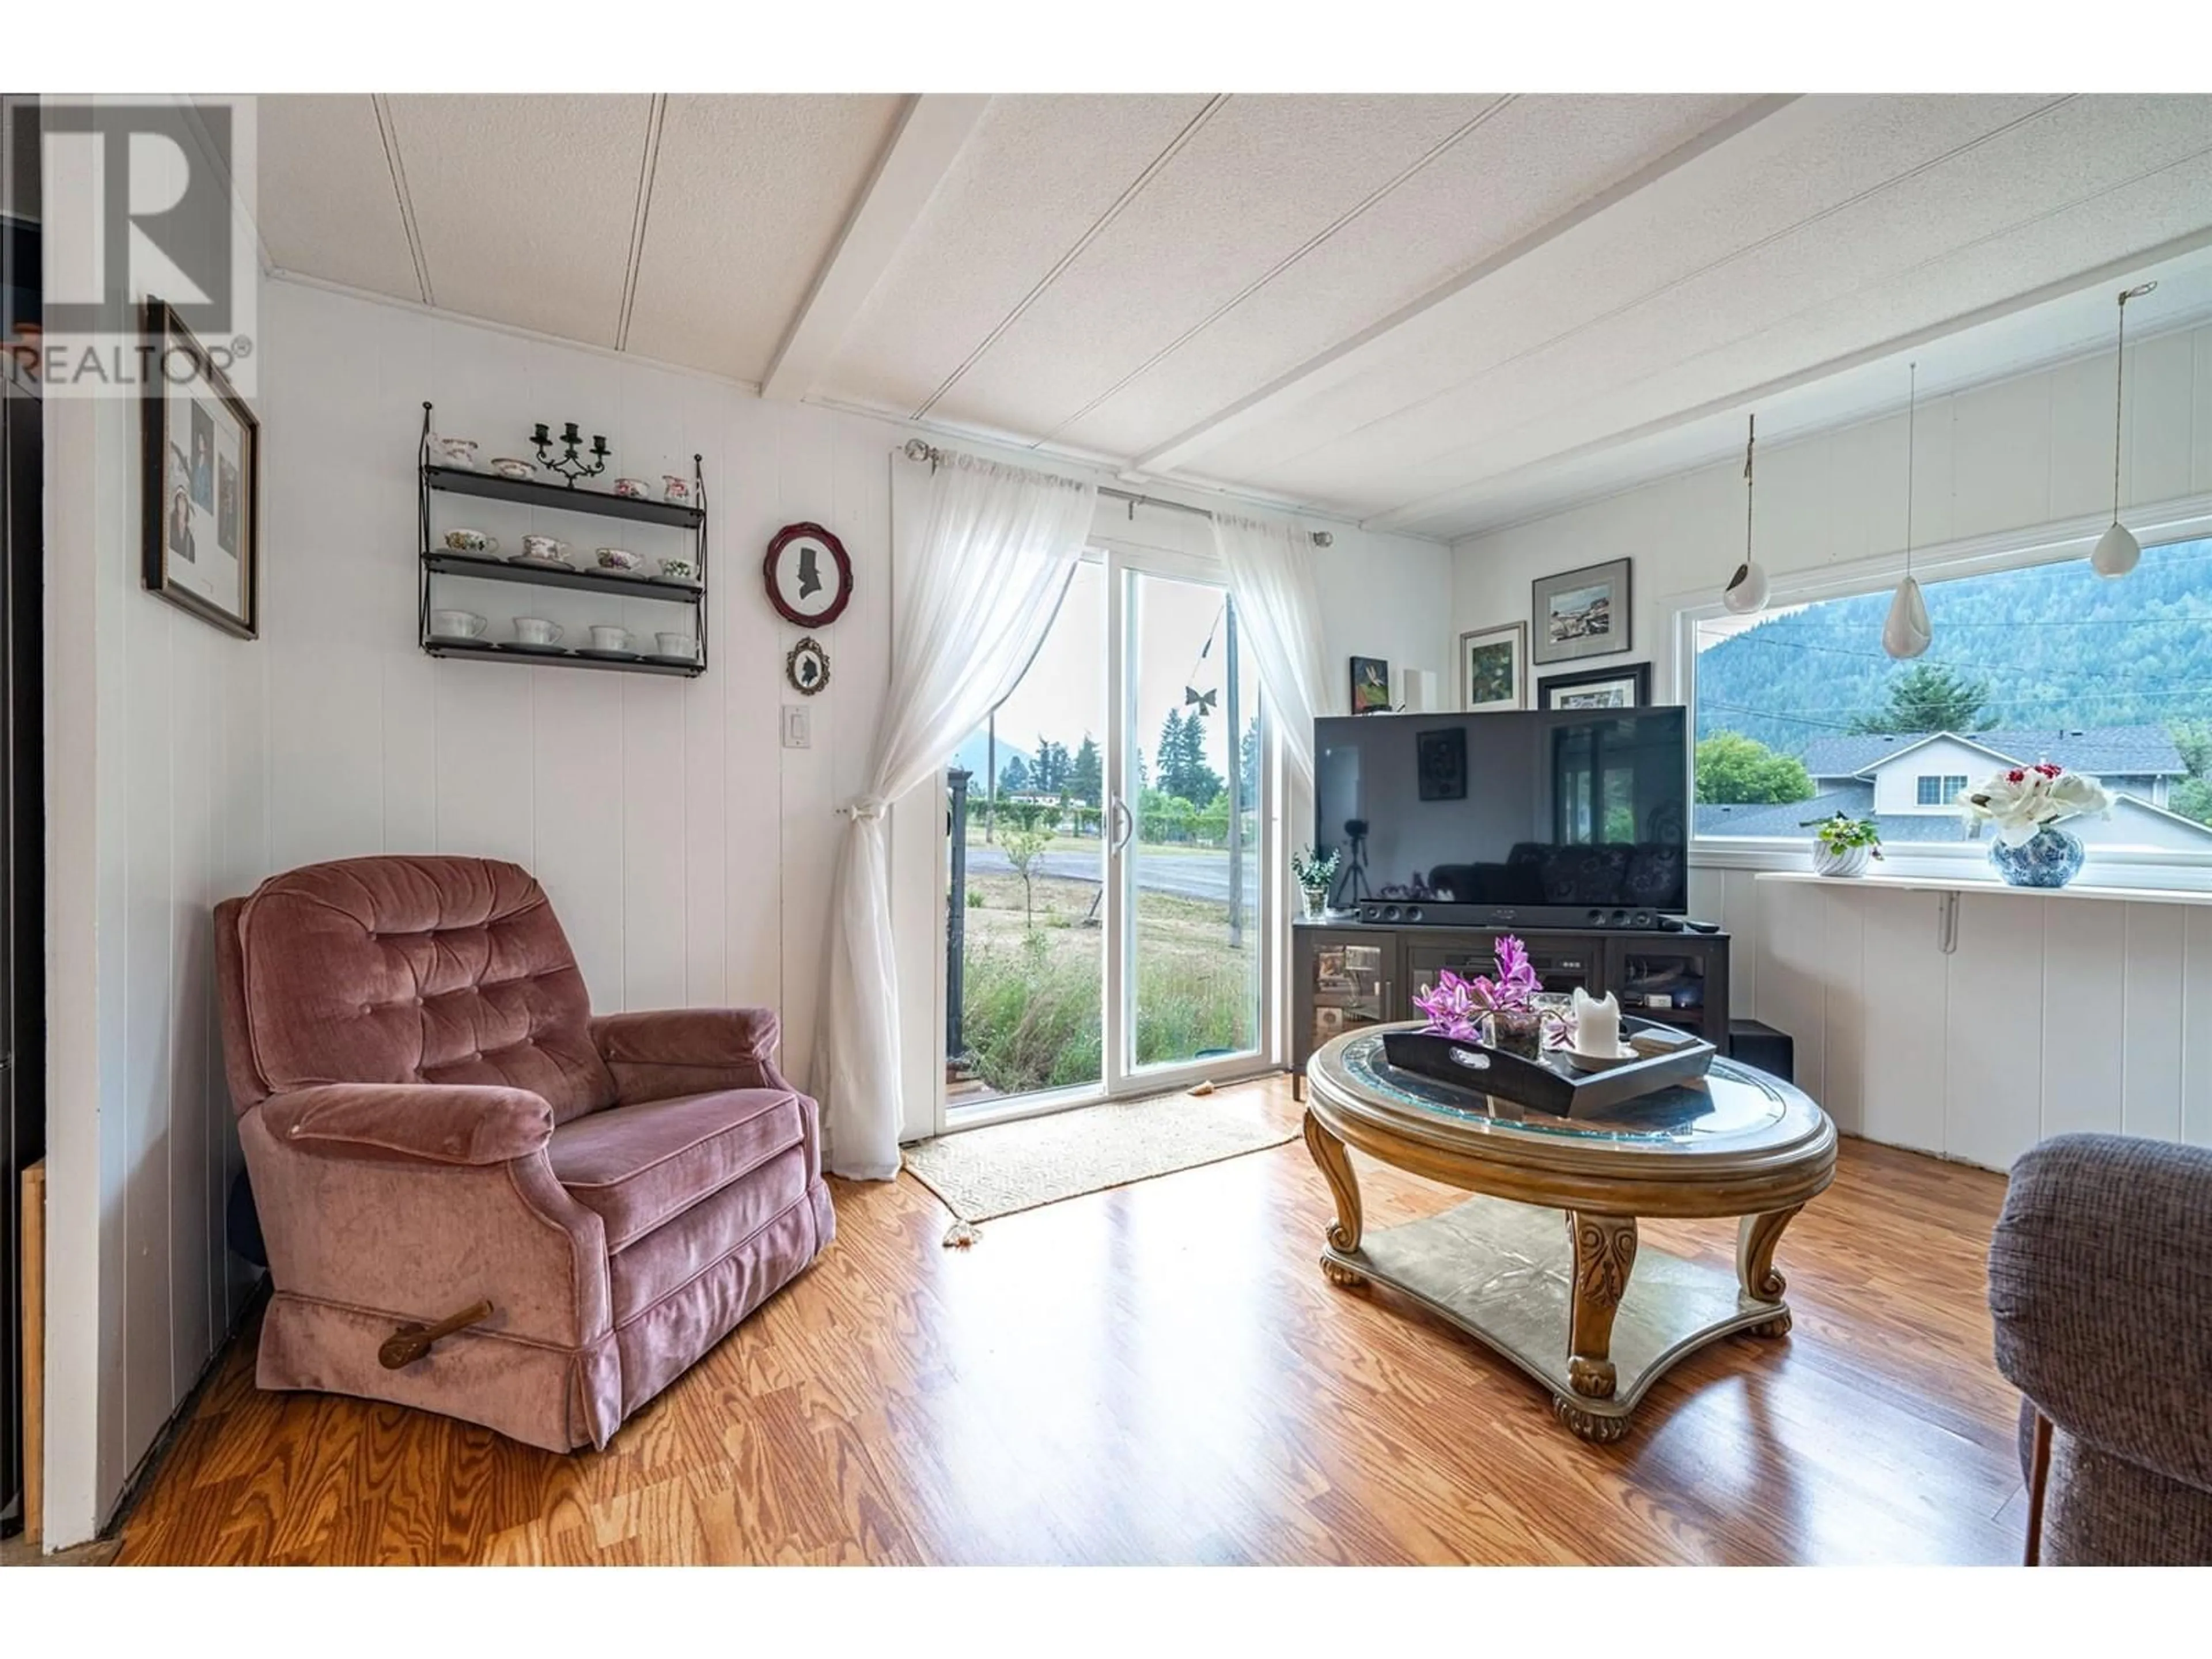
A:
[1291, 844, 1340, 918]
[1962, 762, 2112, 889]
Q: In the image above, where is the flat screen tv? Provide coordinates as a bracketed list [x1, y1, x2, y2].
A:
[1312, 706, 1689, 927]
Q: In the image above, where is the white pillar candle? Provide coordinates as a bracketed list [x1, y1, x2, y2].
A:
[1572, 987, 1622, 1056]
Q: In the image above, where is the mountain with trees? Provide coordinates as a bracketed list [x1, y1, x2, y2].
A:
[1695, 537, 2212, 823]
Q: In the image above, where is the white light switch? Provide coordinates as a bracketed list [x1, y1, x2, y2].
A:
[782, 704, 812, 749]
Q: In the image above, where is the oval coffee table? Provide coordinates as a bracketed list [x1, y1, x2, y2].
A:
[1304, 1023, 1836, 1441]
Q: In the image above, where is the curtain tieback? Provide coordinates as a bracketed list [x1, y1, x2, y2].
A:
[837, 797, 888, 821]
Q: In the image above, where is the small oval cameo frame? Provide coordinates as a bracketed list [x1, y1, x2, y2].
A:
[785, 635, 831, 696]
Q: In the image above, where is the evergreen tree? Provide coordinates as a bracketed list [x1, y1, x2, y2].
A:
[999, 753, 1032, 795]
[1237, 717, 1260, 805]
[1169, 706, 1222, 805]
[1157, 709, 1187, 798]
[1067, 734, 1103, 807]
[1033, 737, 1071, 796]
[1847, 664, 1997, 736]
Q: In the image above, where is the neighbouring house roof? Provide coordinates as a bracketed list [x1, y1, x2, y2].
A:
[1801, 725, 2187, 781]
[1695, 780, 2212, 846]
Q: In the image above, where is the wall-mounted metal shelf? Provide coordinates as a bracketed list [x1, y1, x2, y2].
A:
[417, 402, 709, 677]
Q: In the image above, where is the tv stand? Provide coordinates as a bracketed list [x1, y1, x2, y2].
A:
[1290, 915, 1731, 1099]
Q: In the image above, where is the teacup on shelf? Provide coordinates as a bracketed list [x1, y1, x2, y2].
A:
[661, 474, 691, 505]
[612, 477, 650, 499]
[442, 528, 498, 555]
[595, 547, 641, 573]
[513, 618, 563, 647]
[656, 631, 697, 661]
[657, 556, 696, 584]
[489, 457, 535, 480]
[520, 533, 570, 565]
[433, 436, 479, 469]
[430, 609, 487, 640]
[589, 624, 630, 652]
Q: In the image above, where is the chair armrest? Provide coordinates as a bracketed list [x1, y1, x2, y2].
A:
[1988, 1132, 2212, 1494]
[590, 1007, 795, 1104]
[260, 1081, 554, 1166]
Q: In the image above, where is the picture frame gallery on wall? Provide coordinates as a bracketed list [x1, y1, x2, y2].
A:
[1530, 556, 1630, 665]
[1536, 660, 1652, 711]
[1458, 621, 1526, 712]
[141, 298, 260, 638]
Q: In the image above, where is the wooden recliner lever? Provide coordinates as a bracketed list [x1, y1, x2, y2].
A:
[379, 1299, 495, 1369]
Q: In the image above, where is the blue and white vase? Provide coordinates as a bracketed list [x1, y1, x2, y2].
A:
[1989, 825, 2084, 889]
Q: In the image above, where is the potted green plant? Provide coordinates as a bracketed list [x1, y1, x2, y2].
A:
[1291, 845, 1339, 919]
[1802, 811, 1883, 878]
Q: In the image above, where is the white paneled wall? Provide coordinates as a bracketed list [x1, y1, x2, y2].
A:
[260, 279, 1450, 1088]
[41, 274, 271, 1546]
[1687, 874, 2212, 1167]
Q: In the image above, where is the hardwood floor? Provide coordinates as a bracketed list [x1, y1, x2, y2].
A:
[113, 1078, 2025, 1565]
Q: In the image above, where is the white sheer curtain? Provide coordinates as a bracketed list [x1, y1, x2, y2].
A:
[1213, 512, 1340, 787]
[817, 453, 1096, 1179]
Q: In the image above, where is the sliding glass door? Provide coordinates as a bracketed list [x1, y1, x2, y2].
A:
[946, 547, 1274, 1120]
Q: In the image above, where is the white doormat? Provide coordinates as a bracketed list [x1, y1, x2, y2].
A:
[900, 1086, 1295, 1240]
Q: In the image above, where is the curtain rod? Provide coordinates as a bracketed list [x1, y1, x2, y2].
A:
[902, 438, 1332, 547]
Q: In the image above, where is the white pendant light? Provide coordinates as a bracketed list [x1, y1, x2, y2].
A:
[1884, 362, 1933, 660]
[1722, 413, 1770, 614]
[2092, 280, 2158, 579]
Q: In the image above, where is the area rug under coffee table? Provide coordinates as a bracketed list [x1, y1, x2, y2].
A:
[902, 1088, 1295, 1234]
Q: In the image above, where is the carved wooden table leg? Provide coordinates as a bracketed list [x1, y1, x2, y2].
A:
[1736, 1205, 1802, 1337]
[1566, 1213, 1638, 1403]
[1302, 1111, 1366, 1287]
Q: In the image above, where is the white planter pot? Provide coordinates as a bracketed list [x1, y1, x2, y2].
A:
[1812, 842, 1870, 878]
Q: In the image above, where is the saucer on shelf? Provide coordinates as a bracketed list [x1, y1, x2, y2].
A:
[505, 553, 576, 573]
[574, 647, 642, 662]
[493, 641, 571, 657]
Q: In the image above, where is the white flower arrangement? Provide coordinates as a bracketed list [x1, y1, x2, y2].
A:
[1961, 762, 2112, 847]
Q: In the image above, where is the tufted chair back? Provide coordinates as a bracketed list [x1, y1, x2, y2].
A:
[215, 855, 617, 1123]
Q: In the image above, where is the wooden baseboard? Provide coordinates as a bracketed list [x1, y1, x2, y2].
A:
[21, 1157, 44, 1548]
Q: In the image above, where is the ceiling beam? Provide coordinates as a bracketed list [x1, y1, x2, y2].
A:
[760, 93, 991, 403]
[1127, 94, 1855, 481]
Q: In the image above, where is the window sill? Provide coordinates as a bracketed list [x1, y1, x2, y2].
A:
[1752, 870, 2212, 908]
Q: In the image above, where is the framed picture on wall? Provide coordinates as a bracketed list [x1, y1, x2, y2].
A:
[1349, 654, 1392, 714]
[1531, 556, 1630, 665]
[1459, 622, 1525, 713]
[141, 297, 259, 638]
[1537, 661, 1652, 711]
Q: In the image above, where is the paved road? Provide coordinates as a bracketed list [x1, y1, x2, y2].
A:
[963, 845, 1255, 904]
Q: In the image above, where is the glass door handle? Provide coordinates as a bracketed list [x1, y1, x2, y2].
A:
[1108, 797, 1134, 855]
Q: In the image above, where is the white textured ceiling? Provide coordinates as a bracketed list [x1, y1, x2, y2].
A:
[255, 93, 2212, 540]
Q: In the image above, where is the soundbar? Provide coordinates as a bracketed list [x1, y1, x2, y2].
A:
[1345, 902, 1671, 930]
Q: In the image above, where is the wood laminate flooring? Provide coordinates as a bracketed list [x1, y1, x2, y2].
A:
[112, 1078, 2025, 1565]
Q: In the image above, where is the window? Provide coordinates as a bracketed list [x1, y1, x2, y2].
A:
[1689, 532, 2212, 880]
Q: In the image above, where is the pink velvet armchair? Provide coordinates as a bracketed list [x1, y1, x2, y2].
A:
[214, 855, 834, 1452]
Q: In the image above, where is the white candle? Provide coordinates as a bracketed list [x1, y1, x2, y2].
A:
[1572, 988, 1622, 1056]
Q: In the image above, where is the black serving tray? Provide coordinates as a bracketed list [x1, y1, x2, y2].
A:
[1381, 1018, 1715, 1119]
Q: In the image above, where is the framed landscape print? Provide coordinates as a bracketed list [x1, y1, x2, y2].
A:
[1459, 622, 1525, 713]
[1531, 556, 1630, 665]
[1349, 654, 1392, 714]
[141, 298, 259, 638]
[1538, 661, 1652, 711]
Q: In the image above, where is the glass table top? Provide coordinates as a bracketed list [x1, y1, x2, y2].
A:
[1321, 1027, 1819, 1156]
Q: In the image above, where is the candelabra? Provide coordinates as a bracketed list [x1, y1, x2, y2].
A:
[531, 420, 609, 486]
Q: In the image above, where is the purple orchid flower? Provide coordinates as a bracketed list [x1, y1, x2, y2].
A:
[1415, 937, 1543, 1042]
